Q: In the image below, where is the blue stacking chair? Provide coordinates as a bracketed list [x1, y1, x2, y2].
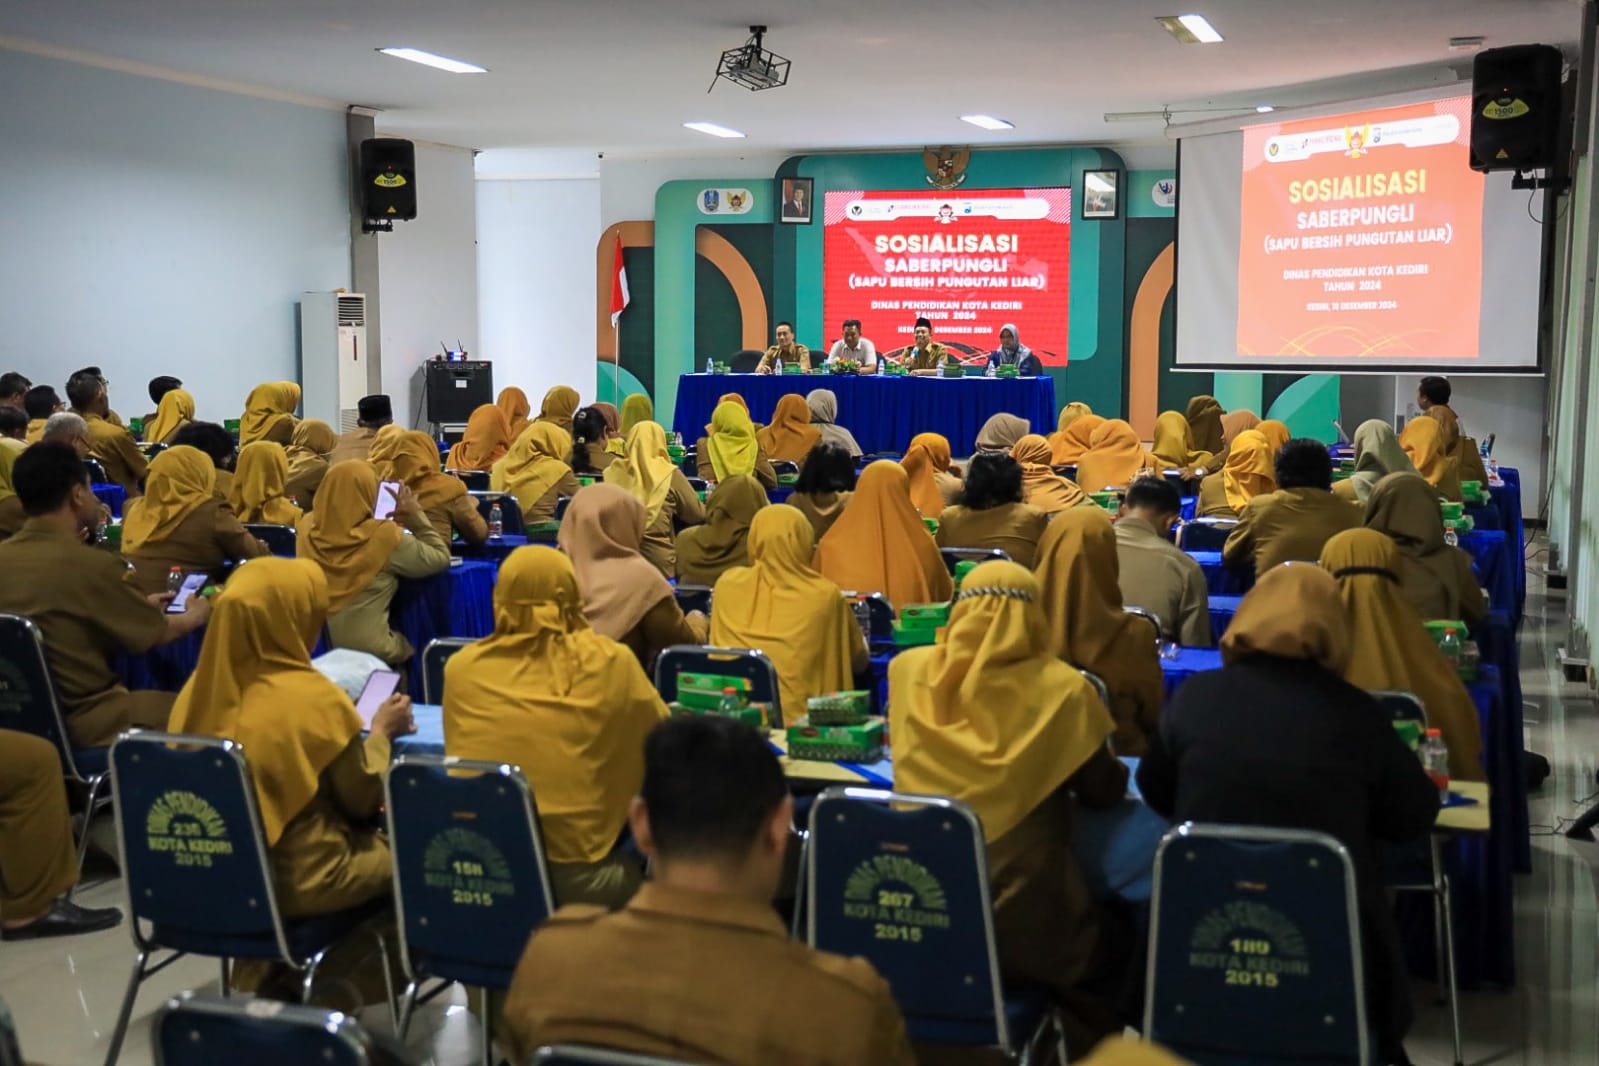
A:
[938, 547, 1010, 576]
[533, 1047, 702, 1066]
[771, 460, 800, 479]
[420, 637, 475, 704]
[84, 458, 110, 483]
[384, 756, 555, 1059]
[1051, 463, 1077, 480]
[840, 591, 895, 649]
[805, 787, 1066, 1063]
[0, 614, 112, 892]
[653, 646, 782, 712]
[1144, 823, 1369, 1065]
[448, 469, 490, 492]
[685, 476, 710, 494]
[105, 732, 393, 1066]
[1078, 669, 1112, 711]
[242, 523, 297, 557]
[468, 491, 526, 536]
[1122, 605, 1165, 645]
[679, 448, 698, 478]
[1176, 517, 1238, 552]
[672, 583, 714, 616]
[151, 993, 414, 1066]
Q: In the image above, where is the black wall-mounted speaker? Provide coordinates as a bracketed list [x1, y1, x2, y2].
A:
[1470, 44, 1564, 173]
[358, 138, 417, 221]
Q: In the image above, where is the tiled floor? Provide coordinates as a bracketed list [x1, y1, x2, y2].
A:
[4, 551, 1597, 1065]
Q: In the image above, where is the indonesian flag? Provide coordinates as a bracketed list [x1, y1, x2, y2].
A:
[609, 234, 630, 328]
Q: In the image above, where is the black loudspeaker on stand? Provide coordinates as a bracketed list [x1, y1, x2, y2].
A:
[1469, 44, 1564, 174]
[359, 138, 417, 232]
[426, 361, 493, 425]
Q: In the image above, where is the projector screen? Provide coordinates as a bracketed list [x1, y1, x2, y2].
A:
[823, 187, 1071, 363]
[1177, 91, 1545, 372]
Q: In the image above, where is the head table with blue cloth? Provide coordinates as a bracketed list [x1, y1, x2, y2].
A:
[92, 483, 126, 518]
[671, 372, 1057, 456]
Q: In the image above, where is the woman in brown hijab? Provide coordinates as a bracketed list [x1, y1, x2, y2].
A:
[816, 461, 953, 611]
[493, 423, 582, 524]
[974, 412, 1030, 454]
[446, 404, 513, 473]
[385, 430, 489, 546]
[1219, 409, 1260, 448]
[1364, 472, 1486, 626]
[1148, 411, 1216, 478]
[1320, 528, 1484, 781]
[1010, 434, 1088, 515]
[1184, 394, 1226, 455]
[558, 483, 708, 670]
[1034, 508, 1165, 755]
[1048, 402, 1093, 453]
[1074, 419, 1158, 492]
[755, 393, 822, 463]
[536, 385, 582, 435]
[496, 387, 533, 441]
[900, 432, 961, 516]
[285, 419, 338, 510]
[1050, 413, 1105, 466]
[675, 475, 768, 586]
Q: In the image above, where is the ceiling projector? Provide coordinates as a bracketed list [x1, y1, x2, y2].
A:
[710, 25, 790, 92]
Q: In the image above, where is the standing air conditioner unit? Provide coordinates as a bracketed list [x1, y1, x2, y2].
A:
[299, 292, 368, 432]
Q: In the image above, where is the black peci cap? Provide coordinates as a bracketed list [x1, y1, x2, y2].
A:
[358, 394, 393, 423]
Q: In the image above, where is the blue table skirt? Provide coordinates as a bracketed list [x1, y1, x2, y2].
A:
[391, 562, 497, 695]
[1207, 595, 1242, 640]
[1179, 497, 1196, 524]
[1492, 468, 1526, 618]
[92, 483, 126, 519]
[1188, 553, 1254, 597]
[671, 373, 1057, 457]
[118, 630, 330, 692]
[1460, 529, 1515, 619]
[453, 534, 532, 562]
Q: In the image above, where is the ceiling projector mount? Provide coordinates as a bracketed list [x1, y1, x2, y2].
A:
[709, 25, 790, 93]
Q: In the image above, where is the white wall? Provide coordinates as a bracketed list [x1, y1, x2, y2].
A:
[0, 48, 349, 422]
[1380, 375, 1545, 517]
[376, 140, 479, 427]
[600, 152, 789, 226]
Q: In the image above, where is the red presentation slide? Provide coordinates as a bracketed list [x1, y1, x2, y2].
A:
[1237, 96, 1484, 361]
[823, 187, 1070, 363]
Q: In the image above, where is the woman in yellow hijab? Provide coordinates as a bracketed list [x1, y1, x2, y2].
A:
[890, 560, 1127, 1052]
[1048, 401, 1093, 452]
[0, 447, 21, 541]
[122, 445, 265, 594]
[606, 420, 705, 575]
[285, 418, 338, 509]
[1034, 508, 1165, 755]
[493, 422, 581, 524]
[755, 393, 822, 463]
[1320, 528, 1483, 780]
[239, 381, 301, 446]
[230, 441, 303, 528]
[900, 432, 960, 517]
[620, 393, 654, 435]
[1010, 434, 1088, 515]
[142, 388, 195, 444]
[496, 386, 533, 441]
[701, 400, 761, 483]
[1197, 428, 1275, 518]
[1184, 394, 1226, 455]
[365, 423, 405, 473]
[1051, 413, 1105, 466]
[1149, 410, 1216, 475]
[1074, 419, 1158, 491]
[1399, 415, 1462, 501]
[444, 546, 668, 907]
[711, 505, 867, 724]
[675, 475, 768, 586]
[168, 557, 411, 1002]
[1256, 418, 1291, 456]
[446, 404, 513, 473]
[816, 461, 953, 611]
[536, 385, 582, 435]
[388, 430, 488, 545]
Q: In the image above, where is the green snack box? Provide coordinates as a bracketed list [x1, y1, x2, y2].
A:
[1393, 720, 1425, 751]
[102, 522, 123, 550]
[1331, 468, 1353, 482]
[224, 419, 241, 434]
[667, 446, 686, 462]
[1340, 457, 1356, 472]
[577, 476, 597, 487]
[676, 672, 753, 711]
[805, 690, 873, 726]
[921, 516, 939, 535]
[1423, 620, 1467, 644]
[882, 363, 907, 377]
[777, 473, 799, 486]
[129, 417, 144, 435]
[994, 365, 1018, 379]
[1091, 491, 1121, 512]
[787, 717, 885, 763]
[670, 700, 766, 730]
[953, 559, 977, 587]
[941, 364, 965, 378]
[1443, 515, 1474, 533]
[525, 521, 561, 543]
[1440, 501, 1465, 521]
[781, 365, 805, 375]
[900, 602, 951, 629]
[891, 620, 939, 647]
[697, 490, 709, 502]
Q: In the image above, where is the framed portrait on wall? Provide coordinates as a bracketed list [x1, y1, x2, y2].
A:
[780, 177, 814, 224]
[1082, 169, 1120, 220]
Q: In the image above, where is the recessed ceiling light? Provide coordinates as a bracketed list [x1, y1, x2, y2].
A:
[1255, 104, 1276, 113]
[377, 47, 487, 74]
[683, 121, 746, 139]
[961, 114, 1015, 131]
[1157, 14, 1225, 44]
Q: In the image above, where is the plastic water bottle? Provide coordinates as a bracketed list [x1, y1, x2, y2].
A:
[93, 515, 108, 544]
[488, 503, 503, 539]
[1421, 728, 1450, 791]
[718, 687, 742, 715]
[166, 567, 184, 595]
[775, 354, 783, 375]
[854, 597, 873, 645]
[1439, 627, 1462, 672]
[706, 355, 714, 374]
[1444, 526, 1459, 548]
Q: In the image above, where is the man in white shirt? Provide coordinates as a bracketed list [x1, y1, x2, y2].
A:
[825, 319, 878, 372]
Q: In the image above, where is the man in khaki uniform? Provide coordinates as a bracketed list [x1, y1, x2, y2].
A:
[66, 369, 146, 496]
[754, 321, 811, 374]
[1115, 478, 1212, 647]
[503, 716, 915, 1066]
[329, 394, 393, 465]
[23, 385, 63, 443]
[0, 443, 210, 748]
[890, 317, 955, 373]
[1223, 439, 1362, 576]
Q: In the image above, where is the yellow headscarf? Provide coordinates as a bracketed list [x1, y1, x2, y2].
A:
[1051, 413, 1105, 465]
[892, 560, 1118, 841]
[1075, 419, 1156, 491]
[1400, 416, 1461, 501]
[536, 385, 581, 433]
[0, 446, 16, 506]
[815, 461, 953, 611]
[239, 382, 301, 446]
[492, 422, 573, 508]
[755, 393, 822, 463]
[710, 505, 857, 723]
[121, 446, 216, 552]
[1047, 402, 1093, 460]
[1184, 395, 1226, 454]
[443, 546, 668, 863]
[446, 404, 513, 472]
[620, 393, 654, 435]
[389, 430, 466, 513]
[1220, 429, 1276, 513]
[1150, 410, 1215, 471]
[286, 419, 338, 481]
[229, 441, 303, 526]
[1256, 419, 1291, 455]
[295, 461, 405, 612]
[604, 421, 676, 522]
[1011, 434, 1087, 513]
[496, 387, 532, 441]
[367, 423, 405, 468]
[143, 388, 195, 444]
[1319, 529, 1483, 781]
[1221, 563, 1350, 673]
[168, 557, 361, 844]
[705, 400, 760, 482]
[900, 433, 953, 517]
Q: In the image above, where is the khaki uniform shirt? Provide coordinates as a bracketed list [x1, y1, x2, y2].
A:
[895, 342, 952, 371]
[0, 495, 23, 541]
[694, 437, 778, 489]
[328, 426, 377, 466]
[1222, 486, 1363, 574]
[618, 598, 709, 674]
[502, 882, 915, 1066]
[270, 732, 392, 918]
[936, 502, 1049, 569]
[1115, 516, 1212, 647]
[81, 411, 148, 496]
[755, 343, 811, 373]
[124, 499, 268, 595]
[25, 419, 46, 444]
[285, 460, 329, 511]
[1196, 472, 1239, 518]
[325, 511, 452, 666]
[508, 470, 583, 526]
[789, 490, 852, 542]
[430, 493, 489, 546]
[641, 470, 708, 578]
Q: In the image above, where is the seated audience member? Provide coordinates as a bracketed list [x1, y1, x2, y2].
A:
[1115, 478, 1211, 647]
[0, 729, 124, 940]
[328, 394, 392, 464]
[560, 484, 708, 670]
[1320, 529, 1484, 781]
[0, 372, 28, 408]
[675, 475, 767, 587]
[493, 423, 581, 525]
[1399, 415, 1462, 502]
[23, 385, 64, 442]
[1220, 408, 1261, 447]
[72, 366, 124, 426]
[1135, 563, 1439, 1065]
[1365, 472, 1486, 626]
[756, 393, 821, 464]
[167, 556, 410, 1004]
[1256, 418, 1291, 456]
[0, 448, 20, 540]
[900, 431, 962, 515]
[1035, 508, 1165, 755]
[297, 462, 450, 667]
[788, 441, 857, 540]
[1074, 419, 1158, 491]
[0, 405, 25, 453]
[229, 441, 303, 527]
[1011, 434, 1089, 515]
[1418, 375, 1490, 486]
[1050, 411, 1105, 466]
[238, 381, 301, 447]
[1197, 428, 1275, 518]
[536, 385, 582, 435]
[620, 393, 654, 436]
[1184, 394, 1227, 456]
[66, 369, 147, 496]
[974, 411, 1030, 454]
[696, 399, 778, 489]
[41, 412, 91, 457]
[284, 419, 338, 509]
[171, 421, 239, 501]
[122, 446, 267, 594]
[137, 376, 183, 432]
[817, 461, 953, 610]
[496, 386, 533, 440]
[606, 421, 705, 576]
[936, 452, 1048, 568]
[570, 406, 619, 475]
[1333, 419, 1416, 505]
[446, 403, 513, 473]
[140, 386, 195, 445]
[892, 561, 1127, 1052]
[591, 401, 623, 453]
[381, 431, 487, 546]
[1048, 402, 1093, 458]
[1222, 438, 1362, 574]
[502, 715, 915, 1066]
[985, 323, 1043, 376]
[711, 505, 868, 723]
[1150, 410, 1217, 479]
[755, 320, 812, 374]
[825, 318, 878, 372]
[0, 443, 209, 747]
[445, 547, 667, 906]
